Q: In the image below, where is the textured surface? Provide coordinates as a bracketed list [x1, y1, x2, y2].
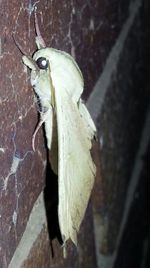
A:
[1, 0, 150, 267]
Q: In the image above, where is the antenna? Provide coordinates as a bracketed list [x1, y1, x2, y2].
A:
[12, 34, 26, 55]
[34, 7, 46, 48]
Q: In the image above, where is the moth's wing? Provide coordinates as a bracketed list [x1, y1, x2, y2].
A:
[78, 100, 96, 137]
[55, 89, 96, 245]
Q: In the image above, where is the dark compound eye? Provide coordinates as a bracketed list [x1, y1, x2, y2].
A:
[36, 57, 48, 69]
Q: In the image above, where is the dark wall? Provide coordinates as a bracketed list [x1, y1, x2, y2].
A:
[0, 0, 150, 267]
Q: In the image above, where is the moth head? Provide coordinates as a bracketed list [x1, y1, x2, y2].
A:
[22, 50, 53, 104]
[21, 8, 84, 106]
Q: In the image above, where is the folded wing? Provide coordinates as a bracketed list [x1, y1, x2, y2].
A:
[55, 88, 96, 245]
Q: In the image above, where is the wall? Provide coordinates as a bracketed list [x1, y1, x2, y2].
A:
[0, 0, 150, 267]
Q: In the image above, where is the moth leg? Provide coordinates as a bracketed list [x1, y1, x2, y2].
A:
[32, 111, 49, 151]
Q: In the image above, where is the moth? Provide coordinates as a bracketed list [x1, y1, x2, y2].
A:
[22, 10, 96, 252]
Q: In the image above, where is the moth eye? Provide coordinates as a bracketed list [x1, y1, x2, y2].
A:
[36, 57, 48, 69]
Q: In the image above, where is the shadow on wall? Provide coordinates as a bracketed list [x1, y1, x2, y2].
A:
[44, 149, 63, 257]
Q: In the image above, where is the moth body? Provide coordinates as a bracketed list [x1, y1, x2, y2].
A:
[22, 45, 96, 249]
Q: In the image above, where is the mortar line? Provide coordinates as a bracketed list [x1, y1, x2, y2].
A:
[87, 0, 142, 122]
[112, 107, 150, 267]
[8, 193, 46, 268]
[87, 0, 143, 267]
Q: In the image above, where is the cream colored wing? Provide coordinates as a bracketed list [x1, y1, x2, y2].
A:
[55, 88, 96, 245]
[79, 100, 96, 138]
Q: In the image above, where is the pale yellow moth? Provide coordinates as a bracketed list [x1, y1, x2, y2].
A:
[22, 9, 96, 254]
